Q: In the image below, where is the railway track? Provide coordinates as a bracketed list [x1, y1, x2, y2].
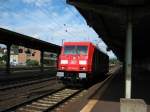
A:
[3, 88, 82, 112]
[0, 77, 56, 91]
[0, 67, 56, 87]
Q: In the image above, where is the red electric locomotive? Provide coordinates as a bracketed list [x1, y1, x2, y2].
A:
[57, 42, 109, 85]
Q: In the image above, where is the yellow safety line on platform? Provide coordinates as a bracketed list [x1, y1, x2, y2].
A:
[80, 99, 98, 112]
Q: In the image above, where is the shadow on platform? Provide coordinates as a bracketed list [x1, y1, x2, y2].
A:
[91, 68, 150, 112]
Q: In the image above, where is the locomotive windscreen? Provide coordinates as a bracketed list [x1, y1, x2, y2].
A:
[64, 46, 87, 55]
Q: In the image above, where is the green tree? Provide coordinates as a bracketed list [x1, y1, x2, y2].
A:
[109, 58, 118, 64]
[1, 54, 7, 62]
[11, 45, 19, 54]
[26, 59, 39, 66]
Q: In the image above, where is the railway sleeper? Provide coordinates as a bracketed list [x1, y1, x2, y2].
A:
[18, 105, 50, 112]
[37, 100, 60, 104]
[17, 107, 42, 112]
[16, 89, 80, 112]
[41, 98, 62, 102]
[30, 103, 52, 108]
[32, 102, 57, 106]
[25, 105, 49, 110]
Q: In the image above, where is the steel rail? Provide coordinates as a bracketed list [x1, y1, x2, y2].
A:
[2, 87, 82, 112]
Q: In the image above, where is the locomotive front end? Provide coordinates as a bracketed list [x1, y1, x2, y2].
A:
[57, 42, 91, 82]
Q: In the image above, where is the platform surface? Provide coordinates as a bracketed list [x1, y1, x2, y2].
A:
[59, 67, 150, 112]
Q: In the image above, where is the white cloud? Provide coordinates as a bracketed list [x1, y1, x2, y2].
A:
[22, 0, 52, 7]
[107, 51, 117, 59]
[0, 0, 116, 58]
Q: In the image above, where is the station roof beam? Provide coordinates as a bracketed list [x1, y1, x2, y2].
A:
[0, 28, 61, 54]
[67, 0, 150, 61]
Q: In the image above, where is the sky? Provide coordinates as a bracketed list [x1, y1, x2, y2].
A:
[0, 0, 116, 59]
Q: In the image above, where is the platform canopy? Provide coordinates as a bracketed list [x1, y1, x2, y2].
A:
[67, 0, 150, 61]
[0, 28, 61, 53]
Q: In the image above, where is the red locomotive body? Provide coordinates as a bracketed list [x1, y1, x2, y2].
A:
[57, 42, 109, 85]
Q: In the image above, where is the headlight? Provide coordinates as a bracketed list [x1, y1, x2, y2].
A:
[60, 60, 68, 64]
[79, 60, 87, 65]
[79, 73, 86, 78]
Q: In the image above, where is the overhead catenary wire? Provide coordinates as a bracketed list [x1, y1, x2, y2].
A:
[64, 4, 92, 42]
[36, 6, 77, 37]
[39, 0, 90, 41]
[63, 2, 102, 43]
[1, 1, 91, 43]
[1, 4, 77, 46]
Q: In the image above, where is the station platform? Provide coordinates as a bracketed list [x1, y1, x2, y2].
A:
[89, 68, 123, 112]
[90, 69, 150, 112]
[58, 66, 150, 112]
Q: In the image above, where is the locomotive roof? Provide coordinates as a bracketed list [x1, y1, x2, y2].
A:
[95, 45, 108, 57]
[64, 41, 92, 45]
